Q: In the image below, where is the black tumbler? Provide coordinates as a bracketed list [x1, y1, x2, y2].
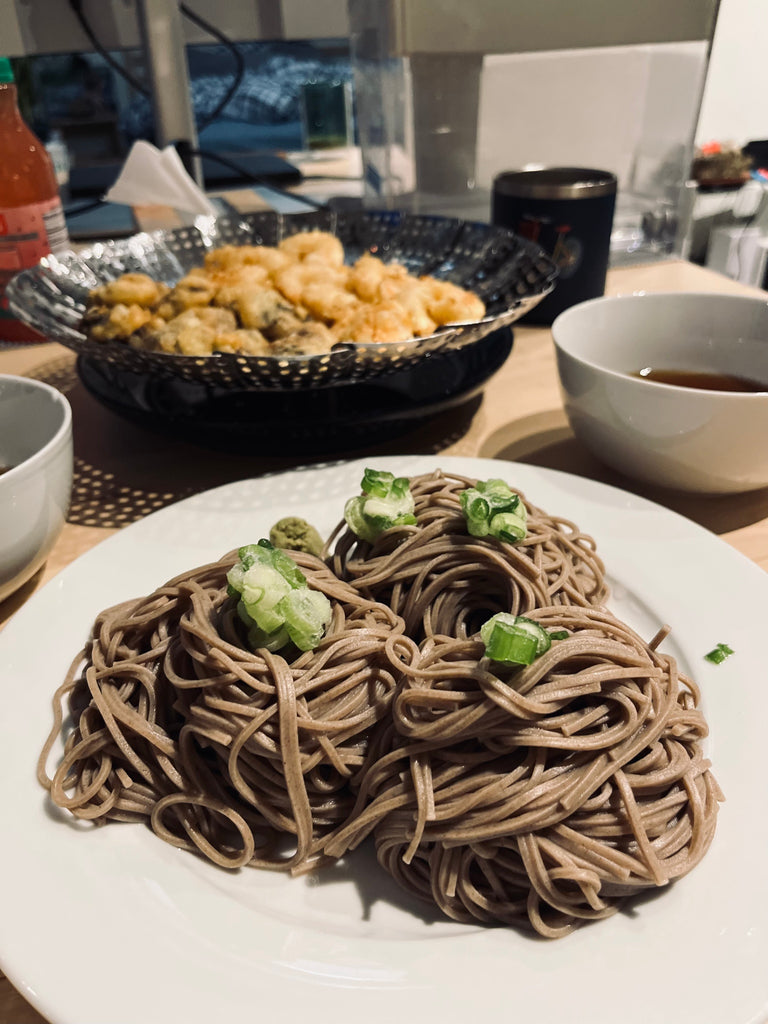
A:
[492, 167, 617, 325]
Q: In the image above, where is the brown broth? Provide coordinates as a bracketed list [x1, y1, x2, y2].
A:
[633, 367, 768, 393]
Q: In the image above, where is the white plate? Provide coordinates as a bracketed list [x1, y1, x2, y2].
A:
[1, 455, 766, 1024]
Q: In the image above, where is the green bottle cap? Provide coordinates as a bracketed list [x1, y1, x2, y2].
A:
[0, 58, 14, 84]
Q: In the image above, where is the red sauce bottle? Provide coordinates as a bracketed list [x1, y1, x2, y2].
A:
[0, 56, 69, 342]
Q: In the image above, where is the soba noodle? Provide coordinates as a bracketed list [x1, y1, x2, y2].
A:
[326, 470, 608, 642]
[322, 606, 723, 937]
[38, 470, 722, 938]
[38, 550, 407, 873]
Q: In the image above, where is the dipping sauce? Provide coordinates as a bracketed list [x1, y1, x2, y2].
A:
[634, 367, 768, 393]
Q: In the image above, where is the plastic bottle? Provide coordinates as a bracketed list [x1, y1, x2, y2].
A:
[45, 129, 71, 201]
[0, 56, 70, 342]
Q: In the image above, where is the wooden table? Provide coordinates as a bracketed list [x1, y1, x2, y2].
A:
[1, 256, 767, 1023]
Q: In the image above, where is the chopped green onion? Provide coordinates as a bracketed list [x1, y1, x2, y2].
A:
[236, 540, 307, 589]
[548, 630, 570, 641]
[460, 479, 527, 542]
[280, 588, 333, 652]
[483, 621, 539, 664]
[362, 467, 392, 498]
[480, 613, 552, 665]
[240, 566, 289, 631]
[704, 642, 734, 665]
[226, 541, 332, 653]
[344, 469, 417, 543]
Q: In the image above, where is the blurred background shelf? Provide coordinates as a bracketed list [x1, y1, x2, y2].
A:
[2, 0, 766, 277]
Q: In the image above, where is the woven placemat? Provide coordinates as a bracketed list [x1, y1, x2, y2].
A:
[27, 354, 196, 528]
[25, 353, 480, 531]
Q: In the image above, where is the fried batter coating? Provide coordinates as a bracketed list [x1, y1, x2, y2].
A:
[204, 244, 291, 274]
[210, 329, 271, 355]
[234, 288, 305, 336]
[211, 264, 271, 308]
[81, 231, 486, 356]
[346, 256, 435, 335]
[300, 281, 361, 323]
[152, 307, 237, 355]
[155, 270, 219, 317]
[83, 302, 156, 341]
[378, 280, 437, 337]
[331, 301, 415, 344]
[269, 321, 336, 356]
[89, 273, 168, 309]
[272, 262, 348, 307]
[420, 278, 486, 323]
[348, 254, 409, 303]
[278, 230, 345, 266]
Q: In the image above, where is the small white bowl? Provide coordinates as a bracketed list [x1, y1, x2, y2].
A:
[0, 375, 73, 602]
[552, 291, 768, 493]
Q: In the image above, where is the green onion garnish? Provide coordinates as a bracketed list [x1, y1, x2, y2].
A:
[459, 479, 527, 542]
[704, 642, 734, 665]
[344, 469, 417, 543]
[480, 613, 554, 665]
[226, 540, 332, 653]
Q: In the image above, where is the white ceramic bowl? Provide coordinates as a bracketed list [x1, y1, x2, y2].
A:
[0, 375, 73, 602]
[552, 291, 768, 493]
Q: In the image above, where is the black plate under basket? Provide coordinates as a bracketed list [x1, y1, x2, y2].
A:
[77, 326, 513, 455]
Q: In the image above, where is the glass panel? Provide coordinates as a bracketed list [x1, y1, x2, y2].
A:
[13, 38, 353, 198]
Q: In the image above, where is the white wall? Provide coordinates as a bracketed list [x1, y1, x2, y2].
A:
[472, 0, 767, 197]
[476, 43, 708, 195]
[695, 0, 768, 147]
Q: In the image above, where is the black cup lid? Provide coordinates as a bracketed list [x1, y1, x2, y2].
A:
[493, 167, 617, 200]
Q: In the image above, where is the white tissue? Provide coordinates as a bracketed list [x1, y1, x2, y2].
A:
[104, 140, 218, 217]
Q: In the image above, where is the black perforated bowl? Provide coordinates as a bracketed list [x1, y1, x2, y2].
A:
[7, 208, 556, 392]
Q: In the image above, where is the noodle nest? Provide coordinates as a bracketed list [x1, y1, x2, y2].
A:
[323, 605, 722, 937]
[38, 551, 407, 873]
[327, 470, 608, 642]
[39, 470, 723, 937]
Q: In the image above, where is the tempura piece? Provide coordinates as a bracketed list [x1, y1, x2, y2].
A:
[349, 254, 409, 303]
[272, 262, 348, 307]
[234, 288, 305, 337]
[83, 302, 156, 342]
[80, 230, 487, 356]
[331, 302, 415, 345]
[420, 277, 486, 324]
[301, 281, 361, 324]
[211, 329, 271, 356]
[210, 264, 270, 307]
[88, 272, 168, 309]
[156, 270, 218, 316]
[278, 230, 345, 267]
[152, 307, 237, 356]
[269, 322, 336, 356]
[204, 244, 291, 274]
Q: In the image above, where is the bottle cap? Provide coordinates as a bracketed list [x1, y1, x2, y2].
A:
[0, 58, 14, 84]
